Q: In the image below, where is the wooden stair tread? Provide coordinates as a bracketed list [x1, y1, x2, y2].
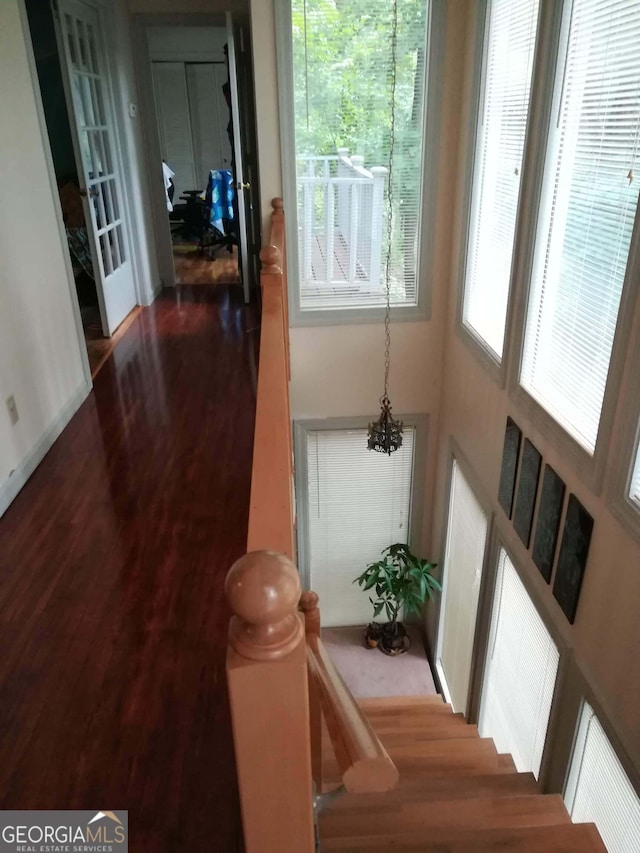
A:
[320, 821, 606, 851]
[320, 793, 570, 836]
[358, 695, 445, 709]
[324, 771, 539, 801]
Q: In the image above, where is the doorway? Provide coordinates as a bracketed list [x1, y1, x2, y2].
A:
[137, 14, 260, 303]
[25, 0, 139, 376]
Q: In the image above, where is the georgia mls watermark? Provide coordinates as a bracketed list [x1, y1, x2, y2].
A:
[0, 811, 128, 853]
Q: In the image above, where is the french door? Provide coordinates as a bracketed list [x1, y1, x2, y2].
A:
[56, 0, 137, 335]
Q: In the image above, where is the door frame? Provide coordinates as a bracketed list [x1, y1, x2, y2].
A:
[131, 12, 260, 297]
[53, 0, 141, 335]
[19, 0, 91, 385]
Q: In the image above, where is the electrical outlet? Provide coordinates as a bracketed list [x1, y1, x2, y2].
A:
[6, 395, 19, 426]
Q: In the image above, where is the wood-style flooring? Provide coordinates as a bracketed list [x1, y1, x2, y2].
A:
[173, 245, 241, 285]
[0, 286, 258, 852]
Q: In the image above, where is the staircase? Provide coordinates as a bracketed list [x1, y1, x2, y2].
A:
[319, 695, 606, 852]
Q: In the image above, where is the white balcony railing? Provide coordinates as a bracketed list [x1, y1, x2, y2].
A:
[297, 149, 387, 296]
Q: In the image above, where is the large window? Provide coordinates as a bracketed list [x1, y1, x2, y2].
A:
[436, 459, 488, 714]
[287, 0, 429, 313]
[462, 0, 540, 359]
[303, 425, 416, 627]
[520, 0, 640, 453]
[479, 548, 559, 778]
[565, 702, 640, 851]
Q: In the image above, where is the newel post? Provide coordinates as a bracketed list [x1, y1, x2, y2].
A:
[226, 551, 315, 853]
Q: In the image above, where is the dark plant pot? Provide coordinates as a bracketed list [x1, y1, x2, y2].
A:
[364, 622, 382, 649]
[379, 621, 411, 656]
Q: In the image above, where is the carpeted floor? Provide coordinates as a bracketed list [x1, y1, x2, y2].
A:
[322, 625, 439, 698]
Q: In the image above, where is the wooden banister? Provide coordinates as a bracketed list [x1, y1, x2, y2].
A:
[247, 198, 293, 558]
[304, 602, 399, 795]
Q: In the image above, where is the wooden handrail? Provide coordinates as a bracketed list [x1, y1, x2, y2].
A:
[246, 198, 293, 558]
[301, 595, 399, 795]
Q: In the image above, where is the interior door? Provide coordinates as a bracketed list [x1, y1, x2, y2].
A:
[55, 0, 137, 336]
[228, 19, 261, 302]
[226, 13, 251, 304]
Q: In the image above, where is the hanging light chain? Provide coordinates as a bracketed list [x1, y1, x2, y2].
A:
[383, 0, 399, 401]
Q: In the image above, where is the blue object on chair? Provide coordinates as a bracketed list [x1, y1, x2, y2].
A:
[207, 169, 235, 235]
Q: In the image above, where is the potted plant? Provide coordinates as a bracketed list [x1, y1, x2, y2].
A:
[354, 543, 441, 655]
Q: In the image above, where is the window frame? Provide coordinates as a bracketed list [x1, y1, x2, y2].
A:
[455, 0, 640, 494]
[434, 440, 493, 719]
[468, 528, 569, 789]
[455, 0, 540, 385]
[606, 299, 640, 542]
[505, 0, 640, 494]
[274, 0, 445, 327]
[293, 415, 429, 590]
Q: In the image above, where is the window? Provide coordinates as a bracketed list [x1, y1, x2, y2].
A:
[436, 459, 488, 714]
[286, 0, 429, 313]
[520, 0, 640, 453]
[462, 0, 540, 359]
[565, 702, 640, 851]
[479, 547, 559, 778]
[303, 426, 415, 627]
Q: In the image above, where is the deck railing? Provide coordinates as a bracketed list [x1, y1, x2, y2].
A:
[226, 200, 397, 853]
[298, 149, 387, 290]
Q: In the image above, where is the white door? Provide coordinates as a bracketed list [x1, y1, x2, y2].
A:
[56, 0, 137, 336]
[226, 13, 250, 303]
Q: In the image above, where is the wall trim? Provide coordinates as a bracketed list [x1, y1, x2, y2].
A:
[0, 380, 92, 518]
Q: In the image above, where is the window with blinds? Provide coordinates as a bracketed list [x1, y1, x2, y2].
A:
[462, 0, 539, 359]
[306, 427, 415, 628]
[565, 702, 640, 851]
[520, 0, 640, 453]
[290, 0, 428, 312]
[479, 548, 559, 778]
[436, 460, 488, 714]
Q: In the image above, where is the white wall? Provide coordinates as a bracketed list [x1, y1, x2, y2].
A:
[146, 25, 227, 61]
[0, 0, 90, 515]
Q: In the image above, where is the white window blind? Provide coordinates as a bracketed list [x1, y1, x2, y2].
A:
[565, 702, 640, 852]
[463, 0, 539, 358]
[520, 0, 640, 452]
[306, 427, 415, 628]
[290, 0, 428, 311]
[436, 460, 488, 714]
[479, 548, 559, 778]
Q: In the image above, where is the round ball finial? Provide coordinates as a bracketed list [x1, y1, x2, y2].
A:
[226, 551, 303, 661]
[259, 244, 282, 273]
[271, 197, 284, 212]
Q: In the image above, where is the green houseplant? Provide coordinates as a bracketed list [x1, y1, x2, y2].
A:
[354, 543, 441, 655]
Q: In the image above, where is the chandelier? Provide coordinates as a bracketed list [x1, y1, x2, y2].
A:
[368, 0, 403, 456]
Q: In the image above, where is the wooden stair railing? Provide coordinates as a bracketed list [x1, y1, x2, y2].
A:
[226, 199, 397, 852]
[247, 197, 293, 559]
[300, 592, 399, 796]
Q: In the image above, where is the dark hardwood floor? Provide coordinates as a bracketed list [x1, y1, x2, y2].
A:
[0, 286, 258, 851]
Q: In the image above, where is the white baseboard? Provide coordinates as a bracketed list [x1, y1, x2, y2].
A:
[0, 380, 92, 518]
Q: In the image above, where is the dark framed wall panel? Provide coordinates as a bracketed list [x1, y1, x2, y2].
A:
[513, 439, 542, 547]
[553, 495, 594, 624]
[532, 465, 566, 582]
[498, 417, 522, 518]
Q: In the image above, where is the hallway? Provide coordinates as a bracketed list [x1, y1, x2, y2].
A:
[0, 286, 257, 851]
